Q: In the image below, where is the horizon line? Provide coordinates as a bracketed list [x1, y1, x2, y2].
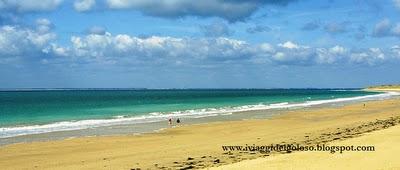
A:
[0, 87, 364, 91]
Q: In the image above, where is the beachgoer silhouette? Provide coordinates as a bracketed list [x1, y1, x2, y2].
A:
[168, 118, 172, 125]
[177, 118, 181, 124]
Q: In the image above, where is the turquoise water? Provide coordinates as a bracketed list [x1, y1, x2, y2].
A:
[0, 89, 380, 128]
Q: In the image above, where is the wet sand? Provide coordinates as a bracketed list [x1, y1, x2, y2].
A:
[1, 98, 400, 170]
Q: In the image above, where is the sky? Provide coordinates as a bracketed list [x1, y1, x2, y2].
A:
[0, 0, 400, 88]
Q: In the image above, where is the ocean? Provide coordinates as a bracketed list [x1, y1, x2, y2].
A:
[0, 89, 396, 139]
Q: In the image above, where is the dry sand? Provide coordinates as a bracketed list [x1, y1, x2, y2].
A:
[210, 124, 400, 170]
[1, 98, 400, 170]
[365, 88, 400, 92]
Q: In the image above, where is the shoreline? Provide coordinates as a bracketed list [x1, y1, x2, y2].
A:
[1, 90, 396, 146]
[1, 95, 400, 169]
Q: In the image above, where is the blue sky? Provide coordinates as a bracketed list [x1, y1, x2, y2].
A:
[1, 0, 400, 88]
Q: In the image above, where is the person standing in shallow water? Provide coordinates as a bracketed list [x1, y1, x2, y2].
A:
[168, 118, 172, 125]
[176, 118, 181, 124]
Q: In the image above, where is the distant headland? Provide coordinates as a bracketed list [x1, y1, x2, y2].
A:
[365, 84, 400, 91]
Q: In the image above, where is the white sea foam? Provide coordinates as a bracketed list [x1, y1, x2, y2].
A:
[330, 89, 362, 92]
[269, 102, 289, 106]
[1, 92, 398, 138]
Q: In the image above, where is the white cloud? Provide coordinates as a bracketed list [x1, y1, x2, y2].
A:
[392, 23, 400, 36]
[0, 0, 63, 12]
[1, 24, 399, 67]
[43, 44, 69, 57]
[372, 19, 400, 38]
[324, 22, 348, 34]
[329, 45, 346, 55]
[87, 26, 106, 35]
[314, 46, 347, 64]
[369, 48, 385, 60]
[0, 24, 56, 65]
[200, 21, 233, 37]
[271, 41, 322, 65]
[57, 33, 253, 64]
[350, 53, 369, 64]
[272, 52, 286, 61]
[258, 43, 275, 53]
[74, 0, 95, 12]
[394, 0, 400, 9]
[36, 18, 51, 26]
[278, 41, 300, 49]
[373, 19, 391, 37]
[0, 25, 55, 56]
[47, 34, 400, 66]
[273, 44, 314, 64]
[313, 45, 347, 65]
[316, 48, 336, 64]
[35, 18, 53, 33]
[349, 48, 385, 65]
[391, 45, 400, 58]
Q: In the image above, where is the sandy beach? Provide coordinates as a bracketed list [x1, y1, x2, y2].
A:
[1, 96, 400, 170]
[2, 0, 400, 169]
[365, 87, 400, 92]
[210, 122, 400, 170]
